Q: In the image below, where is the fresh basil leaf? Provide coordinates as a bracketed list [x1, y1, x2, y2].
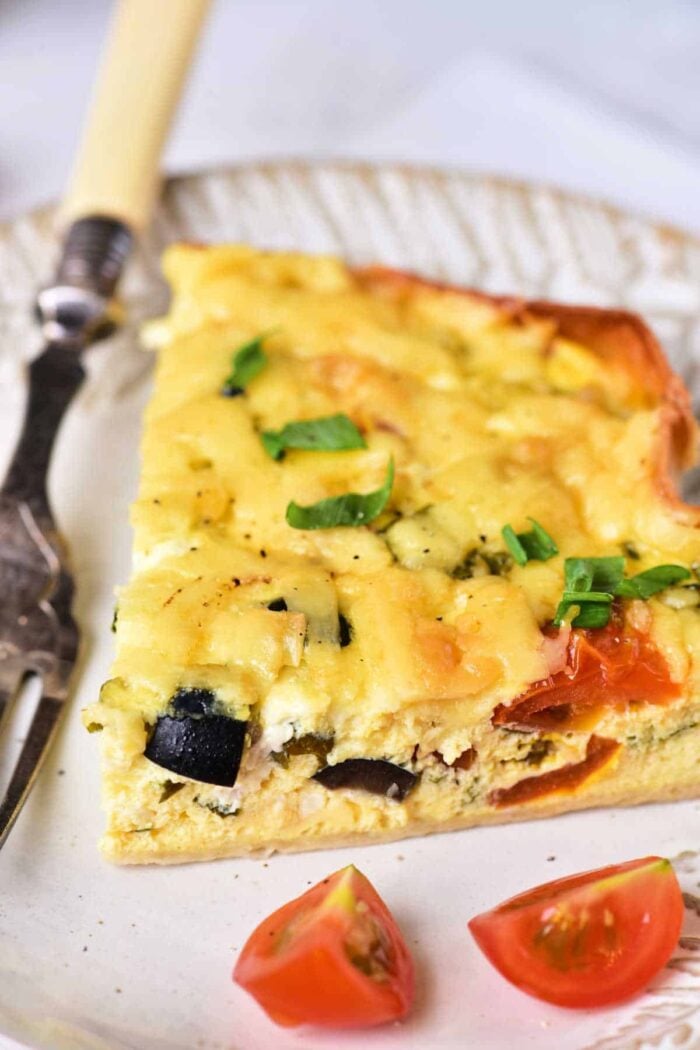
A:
[615, 564, 691, 600]
[502, 519, 558, 567]
[286, 459, 394, 530]
[563, 556, 625, 594]
[501, 525, 528, 567]
[261, 413, 366, 461]
[221, 334, 268, 395]
[260, 431, 285, 459]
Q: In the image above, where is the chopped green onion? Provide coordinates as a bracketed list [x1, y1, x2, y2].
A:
[553, 555, 690, 630]
[522, 518, 559, 561]
[563, 556, 625, 595]
[553, 590, 613, 629]
[552, 557, 624, 629]
[501, 518, 558, 567]
[501, 525, 527, 567]
[221, 334, 269, 395]
[615, 565, 691, 600]
[561, 591, 615, 603]
[286, 459, 394, 530]
[568, 602, 614, 630]
[261, 413, 366, 461]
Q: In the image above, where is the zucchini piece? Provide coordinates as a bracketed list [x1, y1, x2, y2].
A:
[384, 507, 462, 572]
[272, 733, 334, 769]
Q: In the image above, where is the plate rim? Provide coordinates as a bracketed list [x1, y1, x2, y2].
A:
[5, 157, 700, 252]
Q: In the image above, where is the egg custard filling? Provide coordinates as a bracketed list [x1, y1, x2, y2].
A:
[84, 244, 700, 864]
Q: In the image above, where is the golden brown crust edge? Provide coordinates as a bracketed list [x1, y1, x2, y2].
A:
[357, 266, 700, 528]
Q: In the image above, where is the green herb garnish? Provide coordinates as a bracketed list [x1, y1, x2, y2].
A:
[564, 556, 625, 595]
[563, 602, 613, 630]
[451, 547, 513, 579]
[286, 459, 394, 530]
[615, 564, 691, 600]
[552, 557, 624, 627]
[501, 525, 526, 566]
[562, 590, 617, 603]
[552, 555, 690, 628]
[221, 334, 269, 396]
[501, 519, 558, 567]
[261, 413, 366, 460]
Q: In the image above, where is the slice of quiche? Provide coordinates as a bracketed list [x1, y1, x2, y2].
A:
[84, 244, 700, 864]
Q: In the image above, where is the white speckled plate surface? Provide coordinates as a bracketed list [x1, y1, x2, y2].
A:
[0, 162, 699, 1050]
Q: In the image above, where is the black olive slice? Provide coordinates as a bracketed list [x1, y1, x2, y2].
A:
[145, 689, 246, 786]
[267, 597, 288, 612]
[313, 758, 417, 800]
[171, 687, 216, 716]
[338, 613, 352, 647]
[159, 780, 185, 803]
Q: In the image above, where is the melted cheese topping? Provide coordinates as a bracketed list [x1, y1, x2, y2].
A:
[98, 245, 700, 825]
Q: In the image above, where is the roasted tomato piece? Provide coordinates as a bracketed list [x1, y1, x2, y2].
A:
[233, 865, 414, 1028]
[469, 856, 683, 1008]
[494, 611, 681, 730]
[489, 735, 620, 808]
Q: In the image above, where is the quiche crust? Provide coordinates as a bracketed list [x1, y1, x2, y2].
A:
[100, 724, 699, 864]
[85, 245, 700, 864]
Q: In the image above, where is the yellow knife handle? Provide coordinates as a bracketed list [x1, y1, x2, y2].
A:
[62, 0, 210, 231]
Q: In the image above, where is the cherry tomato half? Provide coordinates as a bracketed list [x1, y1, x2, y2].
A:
[494, 612, 680, 731]
[468, 856, 683, 1008]
[233, 865, 415, 1028]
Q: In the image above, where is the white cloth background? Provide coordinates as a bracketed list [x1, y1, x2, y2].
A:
[1, 1, 700, 1048]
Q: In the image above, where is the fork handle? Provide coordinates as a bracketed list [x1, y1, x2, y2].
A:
[62, 0, 210, 230]
[1, 348, 85, 517]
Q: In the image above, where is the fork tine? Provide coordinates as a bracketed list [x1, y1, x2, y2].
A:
[0, 689, 64, 849]
[0, 670, 26, 735]
[0, 686, 15, 730]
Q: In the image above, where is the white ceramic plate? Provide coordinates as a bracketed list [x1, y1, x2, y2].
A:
[0, 162, 699, 1050]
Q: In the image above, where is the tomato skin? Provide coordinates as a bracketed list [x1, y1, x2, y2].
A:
[233, 865, 414, 1028]
[469, 857, 683, 1008]
[494, 613, 681, 730]
[489, 734, 620, 807]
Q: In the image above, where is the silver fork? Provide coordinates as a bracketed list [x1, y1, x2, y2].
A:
[0, 0, 210, 848]
[0, 217, 132, 847]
